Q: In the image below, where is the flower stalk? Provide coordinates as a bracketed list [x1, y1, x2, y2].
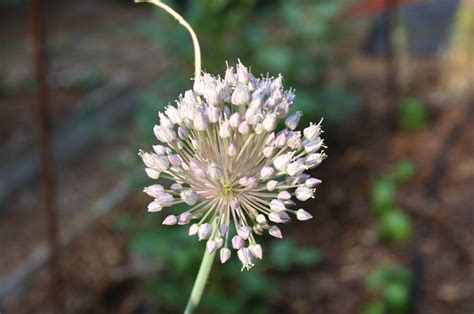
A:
[184, 250, 215, 314]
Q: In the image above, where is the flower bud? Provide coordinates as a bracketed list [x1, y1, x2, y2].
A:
[263, 146, 275, 158]
[303, 122, 321, 140]
[250, 244, 263, 259]
[277, 190, 291, 200]
[227, 143, 237, 156]
[260, 166, 274, 180]
[238, 121, 250, 134]
[266, 180, 278, 191]
[262, 114, 277, 132]
[237, 226, 252, 240]
[219, 224, 229, 236]
[232, 235, 245, 249]
[198, 223, 212, 240]
[145, 168, 160, 179]
[147, 200, 162, 212]
[188, 223, 199, 236]
[193, 113, 209, 131]
[143, 184, 164, 198]
[229, 112, 241, 128]
[180, 190, 198, 206]
[206, 240, 217, 253]
[269, 225, 283, 238]
[162, 215, 177, 225]
[295, 186, 314, 201]
[269, 199, 286, 212]
[273, 153, 293, 171]
[296, 209, 313, 221]
[285, 111, 302, 130]
[220, 248, 231, 263]
[305, 178, 322, 187]
[178, 212, 192, 225]
[231, 84, 251, 105]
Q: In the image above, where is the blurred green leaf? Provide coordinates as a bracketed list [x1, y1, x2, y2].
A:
[269, 239, 322, 271]
[384, 282, 410, 313]
[398, 97, 429, 131]
[371, 178, 396, 214]
[378, 209, 413, 242]
[393, 159, 416, 183]
[364, 301, 386, 314]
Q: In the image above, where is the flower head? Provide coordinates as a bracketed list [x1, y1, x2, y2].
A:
[140, 61, 326, 270]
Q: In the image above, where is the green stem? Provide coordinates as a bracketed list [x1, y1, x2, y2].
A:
[184, 250, 216, 314]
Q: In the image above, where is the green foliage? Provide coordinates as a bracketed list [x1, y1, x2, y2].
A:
[393, 159, 415, 183]
[371, 177, 396, 215]
[378, 209, 413, 242]
[269, 238, 323, 271]
[398, 97, 429, 131]
[364, 265, 412, 314]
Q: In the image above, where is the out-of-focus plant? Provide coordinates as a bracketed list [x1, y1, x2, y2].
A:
[370, 159, 415, 242]
[363, 265, 413, 314]
[398, 97, 429, 131]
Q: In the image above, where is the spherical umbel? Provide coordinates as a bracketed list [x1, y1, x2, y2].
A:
[139, 61, 326, 270]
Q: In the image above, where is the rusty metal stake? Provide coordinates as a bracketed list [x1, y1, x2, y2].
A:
[29, 0, 65, 312]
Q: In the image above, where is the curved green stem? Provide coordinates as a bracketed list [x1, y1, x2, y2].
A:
[184, 250, 216, 314]
[134, 0, 202, 81]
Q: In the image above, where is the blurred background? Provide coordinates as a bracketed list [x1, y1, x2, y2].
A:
[0, 0, 473, 313]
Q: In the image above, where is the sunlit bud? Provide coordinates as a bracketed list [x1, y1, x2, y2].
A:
[231, 84, 251, 105]
[273, 153, 293, 171]
[204, 87, 220, 106]
[287, 160, 305, 176]
[260, 166, 274, 180]
[227, 143, 237, 156]
[295, 186, 314, 201]
[170, 183, 182, 191]
[180, 190, 198, 206]
[287, 132, 302, 149]
[229, 112, 241, 128]
[250, 244, 263, 259]
[206, 105, 219, 123]
[205, 240, 216, 253]
[269, 226, 283, 238]
[147, 200, 162, 212]
[168, 154, 182, 167]
[145, 168, 160, 179]
[305, 178, 322, 187]
[224, 66, 237, 86]
[152, 145, 167, 155]
[263, 146, 275, 158]
[269, 199, 286, 211]
[275, 132, 287, 147]
[162, 215, 177, 225]
[193, 113, 209, 131]
[285, 111, 302, 130]
[266, 180, 278, 191]
[198, 223, 212, 240]
[269, 212, 283, 223]
[270, 74, 283, 91]
[262, 114, 277, 132]
[143, 184, 164, 198]
[165, 106, 182, 124]
[237, 226, 252, 240]
[232, 235, 245, 249]
[220, 248, 231, 263]
[219, 121, 231, 138]
[238, 121, 250, 134]
[278, 190, 291, 200]
[219, 224, 229, 237]
[188, 223, 199, 236]
[296, 209, 313, 221]
[178, 212, 192, 225]
[304, 122, 321, 140]
[239, 176, 248, 186]
[253, 224, 264, 235]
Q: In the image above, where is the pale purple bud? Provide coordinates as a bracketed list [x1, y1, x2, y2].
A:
[198, 223, 212, 240]
[305, 153, 324, 168]
[220, 248, 231, 263]
[193, 113, 209, 131]
[178, 212, 192, 225]
[263, 146, 275, 158]
[232, 235, 245, 249]
[219, 224, 229, 237]
[165, 106, 182, 124]
[303, 122, 321, 140]
[238, 121, 250, 134]
[207, 105, 220, 123]
[305, 178, 322, 187]
[250, 244, 263, 259]
[153, 125, 176, 143]
[256, 214, 268, 225]
[206, 240, 217, 253]
[260, 166, 275, 180]
[287, 132, 302, 149]
[177, 127, 189, 139]
[273, 153, 293, 171]
[230, 198, 240, 210]
[295, 186, 314, 201]
[239, 176, 248, 186]
[204, 87, 220, 107]
[304, 139, 323, 153]
[189, 223, 199, 236]
[287, 160, 305, 176]
[237, 248, 254, 270]
[246, 177, 257, 188]
[170, 183, 183, 190]
[270, 74, 283, 91]
[225, 66, 237, 86]
[180, 190, 198, 206]
[152, 145, 167, 155]
[269, 212, 283, 223]
[159, 193, 174, 206]
[269, 199, 286, 211]
[277, 190, 291, 200]
[266, 180, 278, 191]
[237, 226, 252, 240]
[253, 224, 264, 235]
[279, 211, 291, 222]
[275, 132, 287, 147]
[285, 111, 302, 130]
[168, 154, 182, 167]
[162, 215, 177, 225]
[265, 132, 275, 145]
[248, 112, 263, 125]
[229, 112, 241, 128]
[262, 114, 277, 132]
[159, 112, 174, 129]
[145, 168, 160, 179]
[269, 225, 283, 238]
[231, 84, 251, 105]
[143, 184, 164, 198]
[227, 143, 237, 156]
[296, 209, 313, 221]
[219, 121, 231, 138]
[147, 200, 162, 212]
[236, 62, 250, 84]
